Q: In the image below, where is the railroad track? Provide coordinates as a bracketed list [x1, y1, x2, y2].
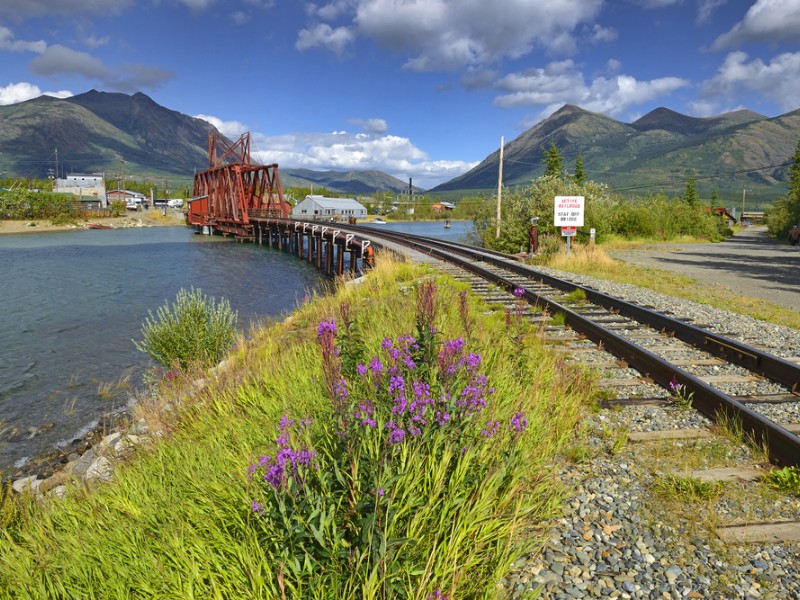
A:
[333, 223, 800, 468]
[287, 221, 800, 595]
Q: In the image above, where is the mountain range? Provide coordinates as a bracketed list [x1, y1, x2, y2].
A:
[0, 90, 418, 195]
[433, 104, 800, 205]
[1, 91, 798, 205]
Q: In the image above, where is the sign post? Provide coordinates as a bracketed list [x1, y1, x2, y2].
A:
[553, 196, 584, 255]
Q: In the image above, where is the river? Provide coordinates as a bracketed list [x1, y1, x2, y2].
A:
[0, 226, 327, 474]
[0, 220, 474, 475]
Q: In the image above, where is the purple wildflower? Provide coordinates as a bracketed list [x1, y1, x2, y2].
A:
[317, 319, 337, 337]
[510, 412, 529, 432]
[481, 420, 500, 438]
[513, 287, 525, 298]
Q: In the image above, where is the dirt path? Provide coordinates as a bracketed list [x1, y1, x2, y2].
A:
[609, 227, 800, 312]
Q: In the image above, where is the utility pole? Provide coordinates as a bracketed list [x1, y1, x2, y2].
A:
[741, 189, 750, 224]
[496, 136, 504, 239]
[54, 147, 59, 190]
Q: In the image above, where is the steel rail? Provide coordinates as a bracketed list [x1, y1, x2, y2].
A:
[334, 223, 800, 467]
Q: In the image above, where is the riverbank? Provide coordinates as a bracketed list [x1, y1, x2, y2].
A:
[0, 208, 185, 235]
[0, 257, 589, 597]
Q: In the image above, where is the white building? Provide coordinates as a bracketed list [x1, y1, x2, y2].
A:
[291, 195, 367, 221]
[55, 174, 107, 206]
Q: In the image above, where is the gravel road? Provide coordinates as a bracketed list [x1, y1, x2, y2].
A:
[608, 227, 800, 312]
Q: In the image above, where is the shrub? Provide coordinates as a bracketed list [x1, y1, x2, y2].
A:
[109, 200, 127, 217]
[134, 287, 238, 370]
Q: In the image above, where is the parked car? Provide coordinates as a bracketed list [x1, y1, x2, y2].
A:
[167, 198, 183, 208]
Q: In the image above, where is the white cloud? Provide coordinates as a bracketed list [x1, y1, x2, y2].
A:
[195, 114, 249, 137]
[696, 0, 726, 24]
[83, 34, 109, 48]
[713, 0, 800, 49]
[701, 50, 800, 112]
[296, 23, 354, 57]
[352, 0, 604, 71]
[632, 0, 681, 7]
[175, 0, 217, 10]
[30, 44, 108, 78]
[588, 24, 617, 44]
[231, 11, 248, 25]
[0, 82, 72, 105]
[492, 59, 689, 118]
[0, 26, 46, 54]
[348, 117, 388, 134]
[107, 64, 176, 92]
[307, 0, 353, 21]
[181, 123, 473, 188]
[26, 44, 173, 91]
[0, 0, 132, 18]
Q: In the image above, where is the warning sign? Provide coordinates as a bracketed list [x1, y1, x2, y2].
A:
[561, 226, 577, 237]
[553, 196, 584, 226]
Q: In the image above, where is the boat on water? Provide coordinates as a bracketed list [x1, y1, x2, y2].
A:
[87, 223, 114, 229]
[372, 218, 387, 224]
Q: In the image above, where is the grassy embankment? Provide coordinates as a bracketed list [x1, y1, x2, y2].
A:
[546, 238, 800, 331]
[0, 255, 595, 598]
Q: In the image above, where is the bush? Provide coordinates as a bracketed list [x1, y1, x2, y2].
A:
[134, 287, 238, 370]
[109, 200, 127, 217]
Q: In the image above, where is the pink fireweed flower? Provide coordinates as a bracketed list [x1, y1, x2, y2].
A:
[510, 412, 529, 432]
[481, 421, 500, 438]
[317, 319, 337, 337]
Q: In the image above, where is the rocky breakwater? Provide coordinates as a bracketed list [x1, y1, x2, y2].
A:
[10, 419, 151, 499]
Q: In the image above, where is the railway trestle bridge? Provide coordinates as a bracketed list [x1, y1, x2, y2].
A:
[186, 132, 375, 277]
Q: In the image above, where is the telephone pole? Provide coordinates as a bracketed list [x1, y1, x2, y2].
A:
[496, 136, 504, 239]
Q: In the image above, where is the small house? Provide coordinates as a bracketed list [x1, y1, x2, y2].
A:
[56, 174, 107, 206]
[291, 195, 367, 221]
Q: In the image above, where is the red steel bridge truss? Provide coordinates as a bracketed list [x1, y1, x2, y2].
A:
[187, 132, 290, 237]
[186, 132, 374, 277]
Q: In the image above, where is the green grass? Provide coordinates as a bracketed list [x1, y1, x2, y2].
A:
[0, 256, 593, 599]
[652, 473, 725, 502]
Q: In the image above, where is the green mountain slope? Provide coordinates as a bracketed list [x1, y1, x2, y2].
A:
[431, 104, 800, 206]
[0, 91, 421, 195]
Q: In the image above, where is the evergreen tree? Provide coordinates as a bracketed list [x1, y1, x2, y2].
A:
[789, 138, 800, 199]
[543, 143, 564, 178]
[684, 175, 699, 207]
[573, 153, 586, 185]
[710, 187, 719, 207]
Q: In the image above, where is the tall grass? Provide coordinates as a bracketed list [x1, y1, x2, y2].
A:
[0, 256, 591, 598]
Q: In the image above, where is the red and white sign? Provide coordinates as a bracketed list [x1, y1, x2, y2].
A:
[561, 226, 577, 237]
[554, 195, 584, 226]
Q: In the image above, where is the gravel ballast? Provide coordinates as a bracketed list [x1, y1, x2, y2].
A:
[502, 236, 800, 599]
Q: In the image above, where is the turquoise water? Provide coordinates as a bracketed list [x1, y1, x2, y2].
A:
[0, 226, 325, 473]
[364, 219, 474, 242]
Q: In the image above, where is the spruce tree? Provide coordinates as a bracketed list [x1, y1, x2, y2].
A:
[573, 153, 586, 185]
[543, 143, 564, 178]
[684, 175, 699, 207]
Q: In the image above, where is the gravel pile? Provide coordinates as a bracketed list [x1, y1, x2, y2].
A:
[502, 267, 800, 599]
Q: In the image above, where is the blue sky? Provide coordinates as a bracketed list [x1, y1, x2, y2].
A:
[1, 0, 799, 189]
